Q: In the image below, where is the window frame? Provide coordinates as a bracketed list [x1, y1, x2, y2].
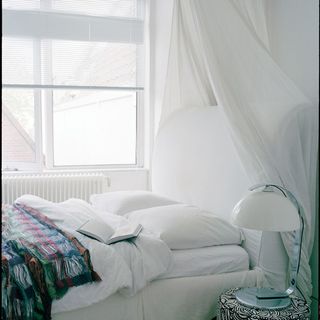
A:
[2, 2, 146, 172]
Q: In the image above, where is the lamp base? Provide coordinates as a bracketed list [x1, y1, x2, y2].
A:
[235, 288, 291, 310]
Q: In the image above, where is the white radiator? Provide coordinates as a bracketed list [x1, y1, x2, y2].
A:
[1, 172, 110, 204]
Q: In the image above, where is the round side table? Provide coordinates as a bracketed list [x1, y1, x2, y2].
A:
[217, 288, 310, 320]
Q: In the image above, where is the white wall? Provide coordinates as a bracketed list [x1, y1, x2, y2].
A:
[102, 169, 149, 191]
[266, 1, 318, 318]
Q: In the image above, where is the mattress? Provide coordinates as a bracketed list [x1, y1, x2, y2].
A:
[159, 244, 249, 279]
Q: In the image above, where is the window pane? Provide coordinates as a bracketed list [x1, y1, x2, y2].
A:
[2, 37, 35, 85]
[2, 89, 36, 163]
[46, 40, 140, 87]
[53, 90, 137, 166]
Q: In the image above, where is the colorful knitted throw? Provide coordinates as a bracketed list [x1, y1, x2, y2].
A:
[2, 203, 100, 320]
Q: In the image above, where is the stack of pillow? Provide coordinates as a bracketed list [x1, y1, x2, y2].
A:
[90, 191, 243, 250]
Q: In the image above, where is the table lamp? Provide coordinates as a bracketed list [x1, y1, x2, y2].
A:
[231, 183, 304, 309]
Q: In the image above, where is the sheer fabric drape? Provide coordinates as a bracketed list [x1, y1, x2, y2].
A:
[159, 0, 318, 302]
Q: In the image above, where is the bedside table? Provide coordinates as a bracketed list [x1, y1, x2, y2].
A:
[217, 288, 310, 320]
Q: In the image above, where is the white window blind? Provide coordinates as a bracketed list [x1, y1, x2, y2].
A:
[49, 40, 139, 87]
[2, 38, 35, 85]
[2, 0, 143, 18]
[2, 0, 144, 89]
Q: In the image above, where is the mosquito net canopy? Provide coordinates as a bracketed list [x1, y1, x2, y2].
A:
[159, 0, 318, 302]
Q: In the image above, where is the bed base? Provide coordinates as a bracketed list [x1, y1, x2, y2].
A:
[53, 269, 264, 320]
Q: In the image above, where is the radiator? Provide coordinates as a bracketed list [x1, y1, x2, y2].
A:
[1, 172, 110, 204]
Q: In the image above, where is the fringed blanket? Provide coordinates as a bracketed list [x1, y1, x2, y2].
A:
[2, 203, 100, 320]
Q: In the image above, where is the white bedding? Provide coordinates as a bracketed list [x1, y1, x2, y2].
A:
[160, 244, 249, 279]
[15, 196, 172, 314]
[15, 195, 252, 316]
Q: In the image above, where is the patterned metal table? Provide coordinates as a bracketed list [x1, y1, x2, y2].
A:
[217, 288, 310, 320]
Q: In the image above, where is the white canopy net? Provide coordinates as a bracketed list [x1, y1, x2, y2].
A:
[159, 0, 318, 302]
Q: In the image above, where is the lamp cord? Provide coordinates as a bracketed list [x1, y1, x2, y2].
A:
[296, 285, 306, 301]
[296, 217, 304, 275]
[294, 217, 306, 302]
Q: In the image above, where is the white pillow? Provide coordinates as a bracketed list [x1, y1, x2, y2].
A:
[90, 190, 177, 215]
[15, 194, 130, 232]
[15, 194, 69, 223]
[14, 195, 101, 228]
[126, 204, 244, 249]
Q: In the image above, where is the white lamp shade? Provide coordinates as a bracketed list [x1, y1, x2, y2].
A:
[231, 191, 300, 232]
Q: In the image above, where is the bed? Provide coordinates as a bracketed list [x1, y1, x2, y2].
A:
[4, 107, 289, 320]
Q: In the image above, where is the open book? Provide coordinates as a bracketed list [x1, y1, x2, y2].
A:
[77, 219, 142, 245]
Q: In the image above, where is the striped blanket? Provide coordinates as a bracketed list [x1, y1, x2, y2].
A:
[2, 203, 100, 320]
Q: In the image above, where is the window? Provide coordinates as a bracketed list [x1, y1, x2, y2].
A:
[2, 0, 145, 172]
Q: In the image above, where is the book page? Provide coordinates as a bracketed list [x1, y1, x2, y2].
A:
[107, 224, 142, 245]
[77, 219, 114, 243]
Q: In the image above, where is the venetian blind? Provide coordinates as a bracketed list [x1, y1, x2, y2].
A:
[2, 0, 145, 89]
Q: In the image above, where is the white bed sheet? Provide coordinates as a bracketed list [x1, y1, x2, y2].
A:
[159, 244, 249, 279]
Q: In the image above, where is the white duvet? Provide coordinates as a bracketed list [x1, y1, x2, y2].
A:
[15, 196, 172, 314]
